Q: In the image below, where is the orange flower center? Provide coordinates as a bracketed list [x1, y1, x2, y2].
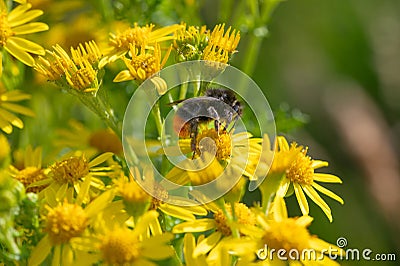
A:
[286, 148, 314, 185]
[89, 129, 123, 154]
[100, 228, 141, 264]
[214, 203, 255, 236]
[51, 156, 89, 184]
[195, 128, 232, 161]
[15, 166, 47, 193]
[262, 218, 310, 254]
[45, 203, 88, 245]
[130, 53, 157, 80]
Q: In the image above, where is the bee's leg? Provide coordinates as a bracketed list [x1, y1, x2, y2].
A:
[214, 120, 220, 135]
[190, 120, 199, 159]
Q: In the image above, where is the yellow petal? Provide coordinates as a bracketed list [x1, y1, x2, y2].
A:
[193, 231, 222, 257]
[313, 173, 342, 183]
[113, 70, 133, 82]
[7, 4, 32, 23]
[158, 203, 195, 220]
[76, 175, 92, 206]
[163, 166, 190, 186]
[1, 90, 31, 102]
[0, 115, 13, 134]
[55, 182, 68, 201]
[4, 41, 35, 66]
[88, 152, 114, 167]
[141, 234, 174, 259]
[184, 234, 199, 265]
[309, 237, 343, 255]
[276, 178, 290, 197]
[0, 109, 23, 128]
[44, 183, 59, 207]
[8, 9, 44, 28]
[295, 215, 313, 227]
[302, 185, 332, 222]
[221, 238, 258, 257]
[277, 136, 289, 151]
[311, 160, 329, 169]
[312, 182, 344, 204]
[149, 214, 163, 236]
[28, 177, 51, 188]
[166, 197, 207, 216]
[239, 224, 264, 237]
[137, 68, 147, 80]
[141, 244, 175, 260]
[172, 219, 216, 233]
[85, 189, 114, 218]
[52, 244, 61, 266]
[12, 22, 49, 34]
[28, 235, 51, 266]
[149, 24, 183, 42]
[1, 102, 34, 116]
[272, 196, 288, 221]
[8, 37, 45, 55]
[294, 183, 309, 215]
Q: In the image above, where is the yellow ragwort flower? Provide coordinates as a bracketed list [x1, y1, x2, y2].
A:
[173, 23, 209, 62]
[227, 197, 343, 265]
[101, 23, 182, 66]
[273, 136, 344, 222]
[35, 41, 102, 92]
[208, 24, 240, 54]
[9, 146, 48, 193]
[113, 43, 171, 83]
[194, 128, 232, 161]
[166, 130, 262, 187]
[64, 56, 98, 92]
[34, 44, 73, 81]
[54, 119, 123, 157]
[0, 2, 48, 72]
[70, 40, 102, 66]
[173, 202, 256, 264]
[31, 152, 118, 205]
[75, 211, 174, 265]
[116, 166, 207, 221]
[28, 189, 115, 266]
[0, 89, 34, 134]
[202, 24, 240, 64]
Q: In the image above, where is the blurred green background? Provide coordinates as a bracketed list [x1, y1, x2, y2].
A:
[20, 0, 399, 265]
[227, 1, 400, 265]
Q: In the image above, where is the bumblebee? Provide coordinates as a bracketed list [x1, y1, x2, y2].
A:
[172, 88, 242, 155]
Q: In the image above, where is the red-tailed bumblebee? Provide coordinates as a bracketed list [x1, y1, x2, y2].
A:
[172, 88, 242, 155]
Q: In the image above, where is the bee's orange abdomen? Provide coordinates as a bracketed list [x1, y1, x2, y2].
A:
[173, 115, 191, 138]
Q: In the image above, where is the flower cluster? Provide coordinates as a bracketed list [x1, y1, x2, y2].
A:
[0, 1, 346, 265]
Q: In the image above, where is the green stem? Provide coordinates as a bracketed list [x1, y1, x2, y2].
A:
[193, 79, 201, 97]
[179, 82, 188, 100]
[218, 199, 240, 238]
[75, 91, 122, 139]
[151, 102, 163, 138]
[242, 33, 263, 77]
[241, 0, 283, 76]
[259, 173, 285, 214]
